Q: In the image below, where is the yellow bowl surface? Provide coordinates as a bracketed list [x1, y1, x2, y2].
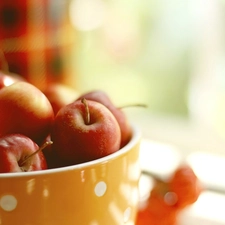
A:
[0, 126, 141, 225]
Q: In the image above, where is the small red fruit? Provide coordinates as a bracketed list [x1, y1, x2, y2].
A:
[0, 71, 26, 89]
[136, 179, 178, 225]
[76, 90, 132, 148]
[0, 134, 48, 173]
[168, 164, 202, 209]
[0, 81, 54, 144]
[136, 165, 202, 225]
[51, 98, 121, 165]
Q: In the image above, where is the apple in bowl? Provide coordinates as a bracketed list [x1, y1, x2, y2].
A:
[0, 81, 54, 145]
[76, 90, 132, 148]
[51, 98, 122, 166]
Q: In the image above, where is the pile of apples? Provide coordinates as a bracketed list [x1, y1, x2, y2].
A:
[0, 71, 132, 173]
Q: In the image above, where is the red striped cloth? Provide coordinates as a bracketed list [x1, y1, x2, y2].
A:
[0, 0, 75, 90]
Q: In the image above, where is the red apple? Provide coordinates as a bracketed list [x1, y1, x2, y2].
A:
[43, 83, 80, 115]
[0, 51, 26, 88]
[0, 134, 47, 173]
[51, 98, 121, 165]
[76, 90, 132, 147]
[0, 70, 26, 89]
[0, 81, 54, 144]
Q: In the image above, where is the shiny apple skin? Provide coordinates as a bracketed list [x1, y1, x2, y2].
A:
[51, 99, 121, 165]
[0, 71, 26, 89]
[0, 81, 54, 144]
[0, 134, 47, 173]
[76, 90, 132, 148]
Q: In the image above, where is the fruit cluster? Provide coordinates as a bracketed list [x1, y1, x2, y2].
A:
[0, 70, 132, 173]
[136, 164, 203, 225]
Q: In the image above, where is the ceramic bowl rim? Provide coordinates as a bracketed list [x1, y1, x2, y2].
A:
[0, 125, 141, 178]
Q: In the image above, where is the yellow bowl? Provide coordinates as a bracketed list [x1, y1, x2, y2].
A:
[0, 126, 141, 225]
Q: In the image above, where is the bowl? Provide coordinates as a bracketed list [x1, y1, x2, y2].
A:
[0, 126, 141, 225]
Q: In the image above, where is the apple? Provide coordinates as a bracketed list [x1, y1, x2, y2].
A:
[0, 134, 49, 173]
[43, 82, 80, 115]
[0, 50, 26, 88]
[51, 98, 121, 165]
[0, 70, 26, 89]
[0, 81, 54, 144]
[76, 90, 132, 147]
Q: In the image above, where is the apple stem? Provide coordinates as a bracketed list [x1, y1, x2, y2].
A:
[118, 103, 148, 109]
[81, 98, 90, 125]
[20, 141, 53, 166]
[0, 49, 9, 73]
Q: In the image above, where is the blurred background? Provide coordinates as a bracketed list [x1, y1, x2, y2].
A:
[70, 0, 225, 156]
[71, 0, 190, 115]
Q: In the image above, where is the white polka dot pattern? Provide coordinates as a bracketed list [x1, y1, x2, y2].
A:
[0, 195, 17, 212]
[123, 206, 131, 223]
[94, 181, 107, 197]
[0, 183, 135, 224]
